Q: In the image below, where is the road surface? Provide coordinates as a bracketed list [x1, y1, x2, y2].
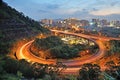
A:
[16, 30, 120, 74]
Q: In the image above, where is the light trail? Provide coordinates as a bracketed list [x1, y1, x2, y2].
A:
[16, 30, 120, 74]
[19, 40, 34, 60]
[51, 30, 120, 41]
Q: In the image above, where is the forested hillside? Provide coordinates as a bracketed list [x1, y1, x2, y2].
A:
[0, 0, 50, 54]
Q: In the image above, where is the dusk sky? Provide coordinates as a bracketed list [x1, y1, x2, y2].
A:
[4, 0, 120, 21]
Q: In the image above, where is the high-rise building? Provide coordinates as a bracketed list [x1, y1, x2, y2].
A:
[80, 20, 89, 27]
[41, 19, 53, 26]
[100, 19, 108, 26]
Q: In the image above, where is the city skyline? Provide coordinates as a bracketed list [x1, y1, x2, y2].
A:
[4, 0, 120, 20]
[0, 0, 120, 79]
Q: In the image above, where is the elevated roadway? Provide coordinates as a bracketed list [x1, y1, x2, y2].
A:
[16, 30, 120, 74]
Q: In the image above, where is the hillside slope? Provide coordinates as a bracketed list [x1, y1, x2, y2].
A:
[0, 0, 50, 54]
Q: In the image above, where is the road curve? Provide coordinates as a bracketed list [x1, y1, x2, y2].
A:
[16, 30, 119, 74]
[51, 30, 120, 41]
[16, 40, 56, 65]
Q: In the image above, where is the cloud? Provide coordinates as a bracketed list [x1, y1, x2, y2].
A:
[4, 0, 120, 20]
[90, 8, 120, 16]
[46, 4, 60, 10]
[52, 8, 80, 15]
[38, 10, 50, 13]
[92, 8, 99, 11]
[110, 1, 120, 6]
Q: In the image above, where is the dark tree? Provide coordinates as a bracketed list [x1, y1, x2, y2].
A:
[78, 63, 101, 80]
[2, 57, 19, 74]
[18, 59, 34, 78]
[105, 61, 120, 79]
[0, 0, 2, 5]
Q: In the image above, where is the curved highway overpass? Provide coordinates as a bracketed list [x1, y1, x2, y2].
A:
[16, 30, 120, 74]
[51, 30, 120, 41]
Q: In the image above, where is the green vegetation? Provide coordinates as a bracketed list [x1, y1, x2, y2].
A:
[0, 1, 49, 33]
[0, 56, 66, 80]
[1, 0, 120, 79]
[109, 40, 120, 53]
[33, 36, 64, 50]
[1, 56, 120, 80]
[49, 45, 79, 59]
[78, 63, 101, 80]
[105, 61, 120, 80]
[31, 36, 81, 59]
[31, 36, 99, 59]
[102, 27, 120, 37]
[78, 62, 120, 80]
[0, 0, 50, 54]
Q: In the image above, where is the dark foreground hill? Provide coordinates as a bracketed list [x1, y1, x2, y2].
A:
[0, 0, 50, 54]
